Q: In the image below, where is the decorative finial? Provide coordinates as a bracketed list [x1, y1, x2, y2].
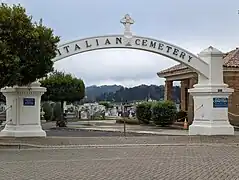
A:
[120, 14, 135, 46]
[120, 14, 134, 32]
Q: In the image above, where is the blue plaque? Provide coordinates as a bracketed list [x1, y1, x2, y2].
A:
[213, 98, 228, 108]
[23, 98, 35, 106]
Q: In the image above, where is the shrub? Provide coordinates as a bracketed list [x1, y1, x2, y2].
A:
[151, 101, 177, 126]
[175, 110, 188, 122]
[52, 102, 61, 121]
[42, 102, 53, 121]
[56, 119, 67, 127]
[136, 102, 152, 124]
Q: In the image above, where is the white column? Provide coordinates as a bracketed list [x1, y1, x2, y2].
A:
[0, 81, 47, 137]
[188, 46, 234, 135]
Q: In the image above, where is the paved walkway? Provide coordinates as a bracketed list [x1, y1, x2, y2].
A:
[42, 121, 189, 136]
[1, 122, 239, 179]
[0, 138, 238, 180]
[69, 125, 188, 135]
[66, 122, 239, 136]
[66, 121, 188, 135]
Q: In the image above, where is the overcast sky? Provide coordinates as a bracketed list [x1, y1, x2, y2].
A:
[3, 0, 239, 87]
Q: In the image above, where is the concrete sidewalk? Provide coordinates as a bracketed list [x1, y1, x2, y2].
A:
[67, 123, 239, 136]
[68, 125, 188, 136]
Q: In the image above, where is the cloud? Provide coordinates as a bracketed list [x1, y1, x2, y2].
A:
[53, 49, 178, 87]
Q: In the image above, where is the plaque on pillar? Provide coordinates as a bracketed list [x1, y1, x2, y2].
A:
[23, 98, 35, 106]
[213, 98, 228, 108]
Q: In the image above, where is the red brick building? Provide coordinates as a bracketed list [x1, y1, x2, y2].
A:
[157, 48, 239, 125]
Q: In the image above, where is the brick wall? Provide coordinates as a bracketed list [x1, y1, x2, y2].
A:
[179, 72, 239, 125]
[164, 80, 173, 100]
[179, 77, 197, 124]
[224, 75, 239, 125]
[180, 79, 189, 111]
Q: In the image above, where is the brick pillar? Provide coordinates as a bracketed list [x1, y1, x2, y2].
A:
[224, 75, 239, 124]
[188, 77, 197, 124]
[180, 79, 189, 111]
[164, 80, 173, 101]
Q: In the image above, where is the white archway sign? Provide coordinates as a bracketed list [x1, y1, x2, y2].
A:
[53, 35, 209, 79]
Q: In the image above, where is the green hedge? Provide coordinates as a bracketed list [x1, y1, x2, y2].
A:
[136, 102, 152, 124]
[42, 102, 53, 121]
[151, 101, 177, 126]
[52, 102, 61, 121]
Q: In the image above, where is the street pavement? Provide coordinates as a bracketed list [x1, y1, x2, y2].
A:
[0, 142, 238, 180]
[0, 122, 239, 179]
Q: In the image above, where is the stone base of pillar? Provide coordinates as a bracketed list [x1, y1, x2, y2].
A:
[189, 121, 234, 135]
[188, 84, 234, 136]
[0, 81, 47, 138]
[0, 124, 46, 137]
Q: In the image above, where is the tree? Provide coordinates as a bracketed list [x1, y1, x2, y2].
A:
[40, 71, 85, 127]
[0, 3, 60, 88]
[94, 84, 181, 103]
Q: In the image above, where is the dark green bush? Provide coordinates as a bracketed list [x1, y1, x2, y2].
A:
[42, 102, 53, 121]
[175, 110, 187, 122]
[52, 102, 61, 121]
[151, 101, 177, 126]
[136, 102, 152, 124]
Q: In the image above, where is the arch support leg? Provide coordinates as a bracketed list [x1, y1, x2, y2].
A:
[188, 46, 234, 135]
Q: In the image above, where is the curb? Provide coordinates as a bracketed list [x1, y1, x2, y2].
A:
[0, 142, 239, 150]
[0, 142, 44, 149]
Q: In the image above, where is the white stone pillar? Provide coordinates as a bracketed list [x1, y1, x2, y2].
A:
[188, 46, 234, 135]
[0, 81, 47, 137]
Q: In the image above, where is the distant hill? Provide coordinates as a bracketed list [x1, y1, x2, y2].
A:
[86, 84, 180, 103]
[85, 85, 123, 101]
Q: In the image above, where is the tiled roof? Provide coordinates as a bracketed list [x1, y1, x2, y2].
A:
[158, 48, 239, 75]
[158, 64, 188, 74]
[223, 48, 239, 67]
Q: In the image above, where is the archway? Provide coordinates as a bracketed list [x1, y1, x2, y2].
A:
[0, 14, 234, 137]
[53, 31, 234, 135]
[53, 35, 209, 79]
[49, 14, 236, 136]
